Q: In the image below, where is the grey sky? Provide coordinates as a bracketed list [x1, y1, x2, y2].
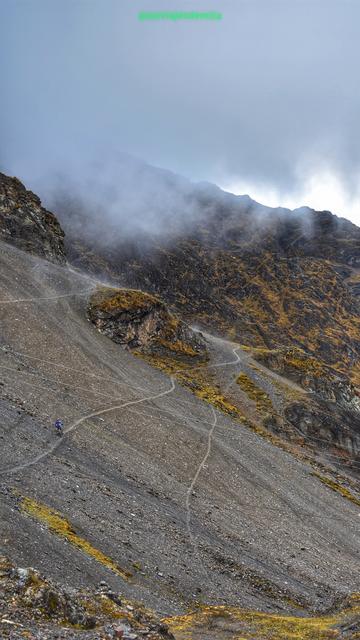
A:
[1, 0, 360, 222]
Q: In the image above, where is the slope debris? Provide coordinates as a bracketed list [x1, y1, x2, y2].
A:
[252, 346, 360, 462]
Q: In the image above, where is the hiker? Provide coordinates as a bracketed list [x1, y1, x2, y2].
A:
[54, 419, 64, 435]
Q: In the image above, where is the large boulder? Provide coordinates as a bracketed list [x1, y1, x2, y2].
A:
[88, 286, 207, 362]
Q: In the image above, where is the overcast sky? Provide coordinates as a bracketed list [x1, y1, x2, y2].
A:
[1, 0, 360, 223]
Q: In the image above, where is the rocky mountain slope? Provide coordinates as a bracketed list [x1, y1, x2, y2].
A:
[0, 172, 65, 263]
[65, 198, 360, 381]
[1, 238, 360, 639]
[1, 170, 360, 639]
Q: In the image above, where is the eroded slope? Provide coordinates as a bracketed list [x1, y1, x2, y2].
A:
[0, 241, 360, 623]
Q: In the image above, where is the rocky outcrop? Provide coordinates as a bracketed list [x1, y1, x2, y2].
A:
[0, 556, 175, 639]
[0, 172, 65, 263]
[284, 401, 360, 457]
[88, 286, 207, 362]
[254, 347, 360, 458]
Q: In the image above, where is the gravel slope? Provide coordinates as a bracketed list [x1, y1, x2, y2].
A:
[0, 240, 359, 618]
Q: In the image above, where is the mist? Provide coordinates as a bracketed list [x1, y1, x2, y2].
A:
[41, 154, 222, 245]
[2, 0, 360, 228]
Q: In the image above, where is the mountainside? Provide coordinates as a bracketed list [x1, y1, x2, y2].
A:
[51, 167, 360, 470]
[1, 237, 360, 637]
[65, 196, 360, 379]
[1, 170, 360, 639]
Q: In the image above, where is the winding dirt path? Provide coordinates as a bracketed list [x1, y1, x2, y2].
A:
[0, 288, 245, 561]
[184, 347, 242, 550]
[0, 377, 176, 476]
[0, 289, 93, 304]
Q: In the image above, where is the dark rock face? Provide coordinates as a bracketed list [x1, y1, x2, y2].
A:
[285, 401, 360, 458]
[0, 172, 65, 263]
[255, 347, 360, 459]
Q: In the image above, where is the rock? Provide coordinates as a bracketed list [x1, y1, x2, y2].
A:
[88, 287, 207, 363]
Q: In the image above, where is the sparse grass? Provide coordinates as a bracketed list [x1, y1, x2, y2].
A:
[236, 372, 273, 415]
[21, 496, 132, 580]
[311, 473, 360, 507]
[157, 337, 199, 357]
[252, 346, 328, 380]
[90, 286, 160, 313]
[163, 604, 360, 639]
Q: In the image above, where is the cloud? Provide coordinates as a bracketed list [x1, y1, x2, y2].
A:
[222, 160, 360, 226]
[41, 153, 220, 244]
[1, 0, 360, 223]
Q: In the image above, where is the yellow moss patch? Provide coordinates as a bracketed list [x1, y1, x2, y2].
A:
[246, 361, 305, 404]
[90, 286, 160, 313]
[253, 347, 328, 380]
[312, 473, 360, 507]
[284, 353, 326, 378]
[236, 373, 273, 415]
[158, 338, 198, 357]
[21, 497, 132, 580]
[163, 604, 358, 640]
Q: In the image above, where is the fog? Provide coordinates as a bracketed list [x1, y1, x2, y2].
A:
[1, 0, 360, 227]
[43, 154, 223, 244]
